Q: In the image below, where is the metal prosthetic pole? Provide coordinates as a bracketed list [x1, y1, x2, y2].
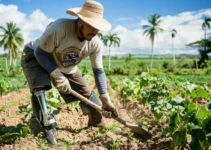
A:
[34, 90, 55, 127]
[34, 90, 57, 145]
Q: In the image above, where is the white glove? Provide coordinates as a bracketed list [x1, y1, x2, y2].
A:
[50, 69, 71, 94]
[99, 93, 118, 118]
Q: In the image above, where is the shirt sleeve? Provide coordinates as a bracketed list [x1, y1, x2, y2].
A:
[34, 46, 56, 73]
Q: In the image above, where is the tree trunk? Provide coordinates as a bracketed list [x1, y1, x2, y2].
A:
[9, 50, 12, 66]
[172, 38, 175, 65]
[108, 47, 111, 70]
[204, 27, 207, 51]
[195, 51, 198, 72]
[5, 58, 9, 74]
[204, 27, 207, 40]
[13, 58, 17, 66]
[150, 42, 154, 69]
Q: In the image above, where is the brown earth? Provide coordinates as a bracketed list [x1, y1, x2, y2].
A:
[0, 88, 172, 150]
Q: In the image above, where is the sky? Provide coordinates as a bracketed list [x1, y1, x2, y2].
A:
[0, 0, 211, 56]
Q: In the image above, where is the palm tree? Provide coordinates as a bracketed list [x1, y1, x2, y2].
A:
[103, 33, 120, 70]
[125, 53, 135, 63]
[98, 32, 104, 41]
[0, 21, 24, 66]
[202, 17, 211, 40]
[142, 14, 164, 69]
[170, 29, 177, 65]
[187, 37, 211, 68]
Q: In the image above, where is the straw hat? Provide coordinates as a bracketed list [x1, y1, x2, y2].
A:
[66, 0, 111, 31]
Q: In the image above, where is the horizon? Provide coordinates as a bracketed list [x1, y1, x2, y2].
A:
[0, 0, 211, 56]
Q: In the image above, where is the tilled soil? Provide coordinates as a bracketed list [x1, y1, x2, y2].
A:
[0, 88, 172, 150]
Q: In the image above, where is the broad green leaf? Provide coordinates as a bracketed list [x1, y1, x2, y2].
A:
[197, 87, 208, 98]
[0, 132, 20, 143]
[171, 96, 184, 104]
[166, 103, 172, 109]
[48, 98, 60, 103]
[189, 129, 206, 150]
[187, 84, 196, 92]
[21, 126, 30, 137]
[196, 106, 211, 127]
[171, 128, 187, 147]
[139, 78, 148, 87]
[163, 126, 174, 137]
[169, 112, 179, 127]
[196, 105, 211, 119]
[190, 89, 197, 98]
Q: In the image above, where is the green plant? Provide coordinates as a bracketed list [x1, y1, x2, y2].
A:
[58, 139, 75, 149]
[119, 72, 211, 149]
[80, 64, 89, 74]
[68, 101, 80, 112]
[0, 124, 30, 143]
[110, 137, 123, 150]
[205, 67, 211, 74]
[108, 77, 120, 88]
[98, 123, 120, 134]
[35, 132, 48, 149]
[19, 103, 32, 122]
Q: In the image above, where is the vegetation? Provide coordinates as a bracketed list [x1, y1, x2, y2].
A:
[202, 16, 211, 39]
[119, 72, 211, 149]
[142, 13, 164, 69]
[1, 14, 211, 149]
[170, 29, 177, 65]
[0, 21, 24, 66]
[187, 37, 211, 68]
[102, 33, 121, 70]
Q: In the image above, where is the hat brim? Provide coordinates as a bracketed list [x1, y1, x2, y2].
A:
[66, 8, 111, 31]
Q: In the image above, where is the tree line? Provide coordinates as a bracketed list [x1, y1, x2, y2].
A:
[142, 14, 211, 69]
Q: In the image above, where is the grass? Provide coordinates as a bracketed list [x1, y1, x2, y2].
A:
[0, 55, 210, 88]
[178, 74, 211, 86]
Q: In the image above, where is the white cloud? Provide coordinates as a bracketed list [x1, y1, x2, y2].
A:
[0, 4, 211, 56]
[116, 17, 133, 21]
[103, 9, 211, 55]
[0, 4, 54, 53]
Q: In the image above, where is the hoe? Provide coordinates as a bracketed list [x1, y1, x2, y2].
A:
[70, 90, 152, 139]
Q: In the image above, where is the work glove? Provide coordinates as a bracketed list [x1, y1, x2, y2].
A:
[99, 93, 118, 118]
[50, 68, 71, 94]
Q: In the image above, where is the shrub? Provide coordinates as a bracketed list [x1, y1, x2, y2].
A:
[205, 67, 211, 75]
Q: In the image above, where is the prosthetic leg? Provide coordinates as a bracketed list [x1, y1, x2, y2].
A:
[29, 89, 57, 145]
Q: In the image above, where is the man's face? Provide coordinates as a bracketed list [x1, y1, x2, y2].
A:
[79, 20, 99, 41]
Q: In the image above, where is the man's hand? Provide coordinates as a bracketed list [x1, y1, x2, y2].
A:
[99, 93, 118, 118]
[50, 69, 71, 94]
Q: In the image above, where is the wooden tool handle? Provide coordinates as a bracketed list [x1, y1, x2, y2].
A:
[70, 90, 127, 126]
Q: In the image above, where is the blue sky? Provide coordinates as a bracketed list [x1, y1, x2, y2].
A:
[0, 0, 211, 55]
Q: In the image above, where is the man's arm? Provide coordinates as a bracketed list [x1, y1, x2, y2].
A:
[92, 68, 107, 95]
[34, 46, 71, 94]
[34, 46, 56, 73]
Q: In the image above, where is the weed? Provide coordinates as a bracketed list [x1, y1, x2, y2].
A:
[58, 139, 75, 150]
[110, 137, 123, 150]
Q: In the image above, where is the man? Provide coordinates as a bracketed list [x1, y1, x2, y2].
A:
[21, 0, 118, 143]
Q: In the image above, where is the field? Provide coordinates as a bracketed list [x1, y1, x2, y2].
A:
[0, 87, 168, 150]
[0, 55, 211, 150]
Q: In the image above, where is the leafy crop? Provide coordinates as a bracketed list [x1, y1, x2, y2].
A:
[120, 72, 211, 149]
[0, 77, 27, 95]
[0, 124, 30, 143]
